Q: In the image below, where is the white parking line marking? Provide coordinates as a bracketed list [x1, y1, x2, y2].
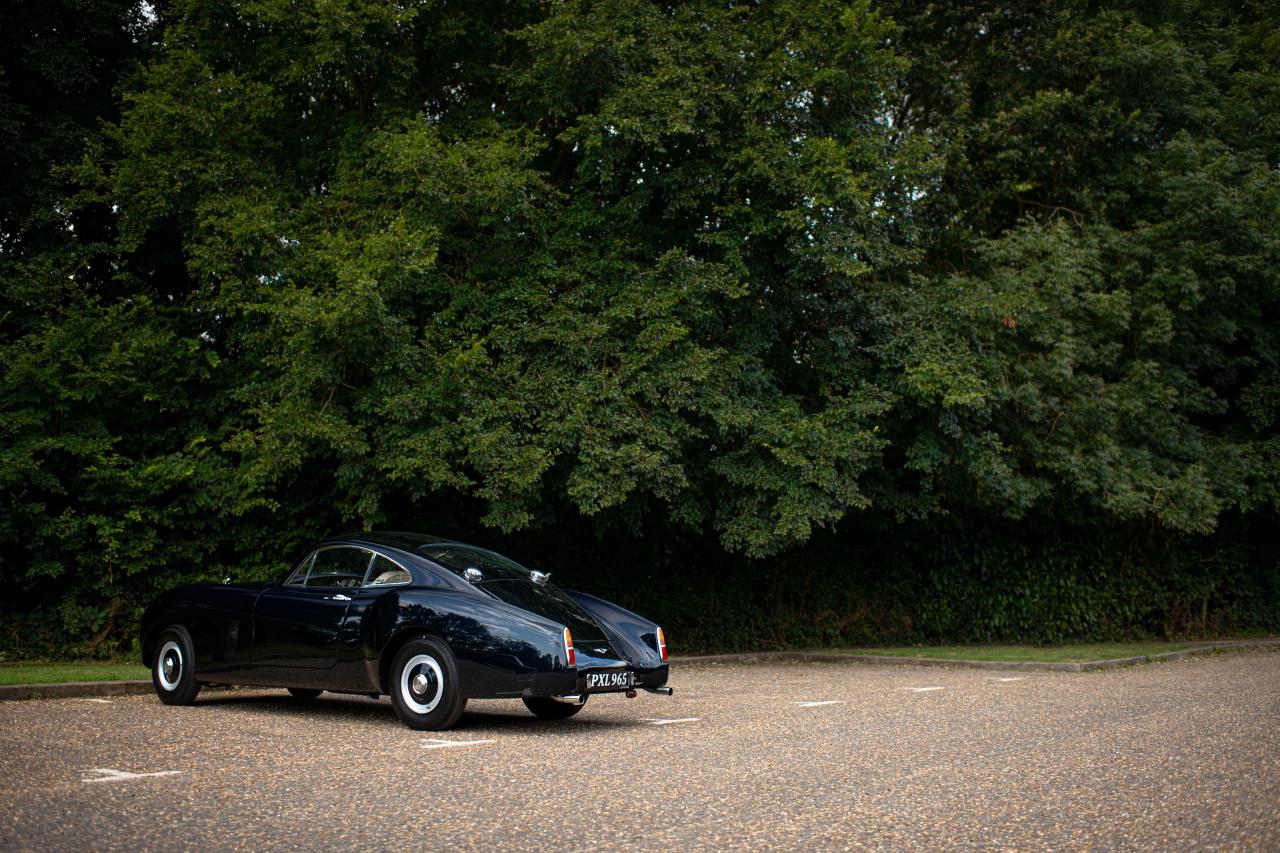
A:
[421, 738, 494, 749]
[640, 717, 701, 726]
[794, 700, 845, 708]
[988, 677, 1024, 682]
[76, 698, 113, 704]
[899, 687, 945, 692]
[82, 768, 182, 783]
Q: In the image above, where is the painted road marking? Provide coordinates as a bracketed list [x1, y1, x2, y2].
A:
[76, 698, 113, 704]
[421, 738, 494, 749]
[82, 768, 182, 784]
[640, 717, 701, 726]
[899, 687, 945, 693]
[794, 700, 845, 708]
[988, 677, 1024, 683]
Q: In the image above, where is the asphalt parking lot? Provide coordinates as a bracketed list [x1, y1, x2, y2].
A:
[1, 650, 1277, 851]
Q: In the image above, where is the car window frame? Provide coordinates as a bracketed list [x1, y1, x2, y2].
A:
[282, 545, 417, 590]
[364, 552, 413, 588]
[283, 552, 316, 586]
[298, 545, 376, 590]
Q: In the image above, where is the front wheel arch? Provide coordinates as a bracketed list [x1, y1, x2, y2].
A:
[140, 622, 167, 669]
[151, 624, 201, 705]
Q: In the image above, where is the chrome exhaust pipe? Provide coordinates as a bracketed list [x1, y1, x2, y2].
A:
[548, 693, 587, 705]
[644, 686, 674, 696]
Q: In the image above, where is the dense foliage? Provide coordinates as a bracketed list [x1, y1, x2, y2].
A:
[2, 0, 1277, 656]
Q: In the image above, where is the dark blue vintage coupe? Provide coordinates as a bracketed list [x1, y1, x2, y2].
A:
[140, 532, 671, 729]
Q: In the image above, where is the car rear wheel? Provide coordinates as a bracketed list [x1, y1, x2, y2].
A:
[287, 688, 322, 700]
[152, 626, 200, 705]
[389, 637, 466, 730]
[523, 695, 587, 720]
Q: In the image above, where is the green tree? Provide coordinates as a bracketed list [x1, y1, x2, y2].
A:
[2, 0, 1277, 655]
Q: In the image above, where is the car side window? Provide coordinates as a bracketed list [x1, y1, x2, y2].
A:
[284, 553, 315, 586]
[366, 555, 411, 587]
[306, 547, 373, 589]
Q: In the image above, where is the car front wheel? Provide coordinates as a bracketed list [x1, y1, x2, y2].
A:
[152, 626, 201, 706]
[523, 695, 587, 720]
[389, 637, 466, 730]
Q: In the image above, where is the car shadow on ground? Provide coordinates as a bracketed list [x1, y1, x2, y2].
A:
[454, 707, 643, 734]
[193, 689, 649, 732]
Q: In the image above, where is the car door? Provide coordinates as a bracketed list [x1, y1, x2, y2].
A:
[252, 546, 374, 669]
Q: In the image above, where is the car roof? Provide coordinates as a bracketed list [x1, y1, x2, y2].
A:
[314, 532, 480, 591]
[327, 531, 460, 552]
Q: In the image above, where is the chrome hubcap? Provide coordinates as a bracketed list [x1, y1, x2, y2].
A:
[400, 654, 444, 714]
[157, 639, 183, 691]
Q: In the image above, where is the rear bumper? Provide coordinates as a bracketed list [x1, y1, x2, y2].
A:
[578, 664, 669, 694]
[523, 663, 669, 699]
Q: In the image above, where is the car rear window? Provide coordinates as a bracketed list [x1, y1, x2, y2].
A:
[406, 540, 605, 640]
[417, 544, 532, 582]
[476, 578, 606, 642]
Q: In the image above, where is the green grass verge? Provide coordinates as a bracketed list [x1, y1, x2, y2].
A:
[839, 642, 1207, 663]
[0, 662, 149, 686]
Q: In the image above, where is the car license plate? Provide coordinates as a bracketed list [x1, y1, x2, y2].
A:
[585, 670, 634, 691]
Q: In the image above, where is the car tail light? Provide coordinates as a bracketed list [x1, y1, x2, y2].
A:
[656, 626, 668, 662]
[563, 627, 576, 667]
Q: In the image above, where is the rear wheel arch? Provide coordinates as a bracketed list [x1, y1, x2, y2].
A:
[387, 636, 466, 730]
[378, 626, 448, 695]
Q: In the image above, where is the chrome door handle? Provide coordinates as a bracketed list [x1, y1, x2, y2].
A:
[328, 594, 352, 601]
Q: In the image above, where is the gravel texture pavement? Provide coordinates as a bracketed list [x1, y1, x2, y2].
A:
[1, 650, 1277, 851]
